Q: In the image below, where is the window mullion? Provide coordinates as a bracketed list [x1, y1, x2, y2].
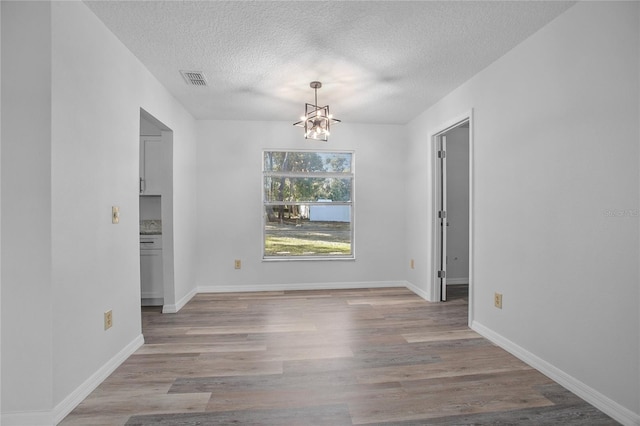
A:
[264, 171, 352, 179]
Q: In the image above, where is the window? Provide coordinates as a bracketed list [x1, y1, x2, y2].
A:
[263, 151, 354, 259]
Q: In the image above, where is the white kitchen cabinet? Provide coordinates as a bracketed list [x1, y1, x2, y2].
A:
[140, 137, 164, 195]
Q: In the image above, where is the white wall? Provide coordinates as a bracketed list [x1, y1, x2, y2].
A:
[1, 1, 199, 422]
[0, 1, 3, 417]
[50, 0, 198, 415]
[1, 1, 53, 417]
[407, 1, 639, 422]
[196, 121, 407, 290]
[444, 126, 469, 282]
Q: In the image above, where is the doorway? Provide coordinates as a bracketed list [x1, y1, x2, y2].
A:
[433, 114, 472, 311]
[139, 109, 175, 313]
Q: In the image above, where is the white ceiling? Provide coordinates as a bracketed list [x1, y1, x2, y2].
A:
[84, 1, 575, 124]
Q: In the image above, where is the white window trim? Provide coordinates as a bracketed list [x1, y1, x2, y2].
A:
[262, 149, 355, 261]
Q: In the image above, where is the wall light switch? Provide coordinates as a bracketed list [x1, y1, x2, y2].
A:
[410, 259, 415, 269]
[112, 206, 120, 224]
[234, 259, 241, 269]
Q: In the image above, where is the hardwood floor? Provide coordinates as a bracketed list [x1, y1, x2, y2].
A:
[61, 286, 617, 425]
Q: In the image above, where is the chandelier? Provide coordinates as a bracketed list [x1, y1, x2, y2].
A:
[293, 81, 341, 141]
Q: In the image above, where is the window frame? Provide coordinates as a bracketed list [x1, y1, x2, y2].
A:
[262, 149, 355, 261]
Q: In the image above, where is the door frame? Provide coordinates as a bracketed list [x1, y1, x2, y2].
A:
[435, 133, 448, 301]
[431, 110, 474, 323]
[139, 109, 175, 313]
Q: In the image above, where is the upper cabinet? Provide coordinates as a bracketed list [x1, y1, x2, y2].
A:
[140, 137, 165, 195]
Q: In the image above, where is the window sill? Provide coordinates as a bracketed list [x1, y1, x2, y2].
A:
[262, 256, 355, 262]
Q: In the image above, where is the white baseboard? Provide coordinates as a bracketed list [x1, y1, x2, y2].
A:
[471, 321, 640, 426]
[197, 281, 434, 303]
[1, 335, 144, 426]
[404, 280, 433, 302]
[52, 334, 144, 424]
[141, 297, 164, 306]
[163, 287, 197, 313]
[197, 280, 407, 294]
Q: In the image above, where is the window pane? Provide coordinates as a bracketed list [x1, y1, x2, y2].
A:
[264, 151, 352, 173]
[264, 177, 352, 203]
[264, 206, 352, 257]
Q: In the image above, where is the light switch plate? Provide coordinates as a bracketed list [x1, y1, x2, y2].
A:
[104, 310, 113, 330]
[494, 292, 503, 309]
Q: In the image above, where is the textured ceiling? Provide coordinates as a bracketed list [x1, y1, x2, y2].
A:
[84, 1, 575, 124]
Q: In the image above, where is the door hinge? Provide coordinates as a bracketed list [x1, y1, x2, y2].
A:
[437, 150, 446, 159]
[438, 270, 446, 279]
[438, 210, 447, 219]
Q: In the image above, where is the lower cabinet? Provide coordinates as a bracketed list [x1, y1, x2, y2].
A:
[140, 235, 163, 306]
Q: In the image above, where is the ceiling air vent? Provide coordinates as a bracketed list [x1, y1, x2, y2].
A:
[180, 70, 208, 86]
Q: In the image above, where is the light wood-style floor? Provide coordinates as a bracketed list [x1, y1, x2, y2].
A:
[61, 286, 617, 425]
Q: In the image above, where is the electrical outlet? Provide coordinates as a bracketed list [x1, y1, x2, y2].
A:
[112, 206, 120, 224]
[104, 310, 113, 330]
[234, 259, 241, 269]
[494, 292, 503, 309]
[410, 259, 415, 269]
